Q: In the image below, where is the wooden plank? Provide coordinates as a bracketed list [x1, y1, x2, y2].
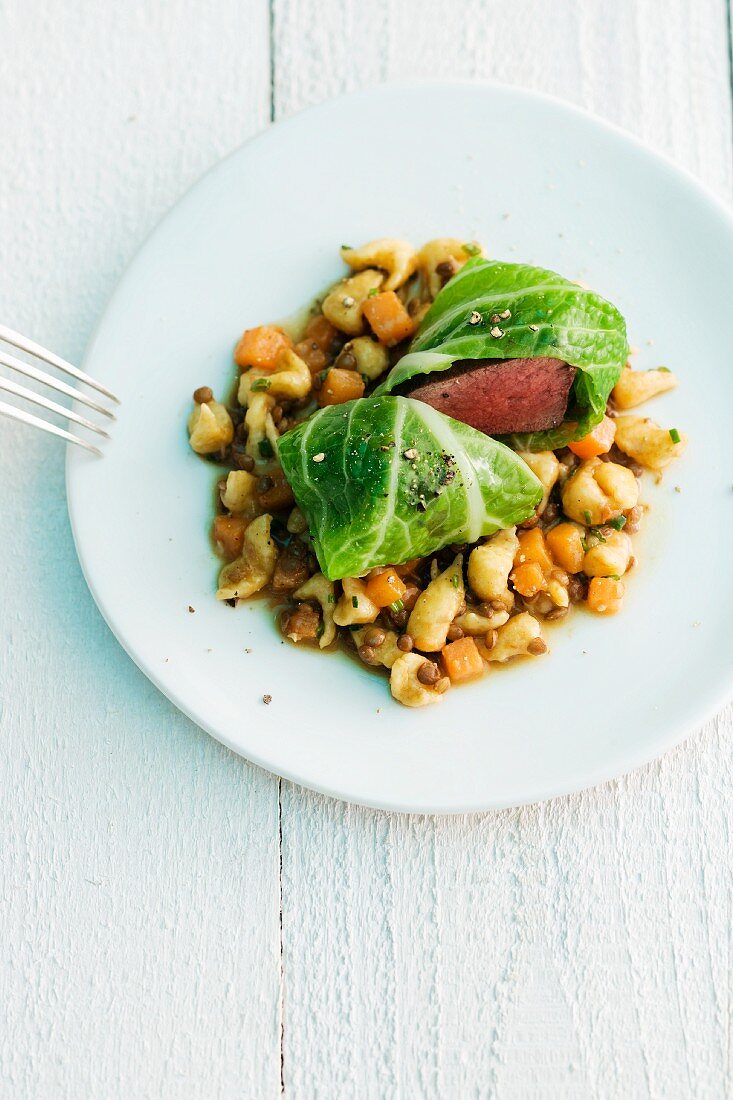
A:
[275, 1, 733, 1095]
[0, 3, 282, 1097]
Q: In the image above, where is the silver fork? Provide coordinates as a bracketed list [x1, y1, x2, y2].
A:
[0, 323, 119, 456]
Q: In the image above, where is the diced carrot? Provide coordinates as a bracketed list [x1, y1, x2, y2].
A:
[234, 325, 293, 370]
[515, 528, 553, 573]
[318, 367, 365, 407]
[365, 569, 407, 609]
[510, 561, 546, 598]
[546, 523, 585, 574]
[212, 514, 247, 560]
[362, 291, 415, 346]
[442, 636, 484, 683]
[568, 415, 616, 459]
[304, 314, 339, 352]
[587, 576, 625, 614]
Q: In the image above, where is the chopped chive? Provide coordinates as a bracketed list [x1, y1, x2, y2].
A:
[316, 621, 325, 640]
[251, 377, 271, 392]
[462, 242, 481, 256]
[608, 515, 627, 530]
[367, 287, 380, 298]
[341, 243, 352, 250]
[583, 510, 592, 525]
[327, 594, 335, 604]
[352, 596, 359, 609]
[389, 599, 405, 613]
[450, 573, 460, 588]
[657, 366, 671, 373]
[610, 574, 621, 581]
[258, 439, 274, 458]
[669, 428, 681, 444]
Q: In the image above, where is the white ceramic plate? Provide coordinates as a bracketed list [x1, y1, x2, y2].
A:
[67, 81, 733, 813]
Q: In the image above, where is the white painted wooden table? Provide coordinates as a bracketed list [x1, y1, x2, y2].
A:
[1, 3, 731, 1097]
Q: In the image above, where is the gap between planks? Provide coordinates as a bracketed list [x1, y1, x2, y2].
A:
[278, 778, 285, 1095]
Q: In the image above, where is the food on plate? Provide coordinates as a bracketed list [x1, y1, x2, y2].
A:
[374, 256, 629, 450]
[186, 237, 687, 707]
[402, 357, 576, 435]
[277, 396, 542, 580]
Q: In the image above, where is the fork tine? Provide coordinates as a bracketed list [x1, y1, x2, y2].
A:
[0, 400, 103, 456]
[0, 349, 116, 420]
[0, 376, 111, 438]
[0, 323, 120, 404]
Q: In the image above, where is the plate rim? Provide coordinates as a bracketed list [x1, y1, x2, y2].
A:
[66, 77, 733, 813]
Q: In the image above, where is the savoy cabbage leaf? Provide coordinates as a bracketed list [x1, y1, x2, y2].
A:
[375, 257, 628, 449]
[277, 396, 542, 580]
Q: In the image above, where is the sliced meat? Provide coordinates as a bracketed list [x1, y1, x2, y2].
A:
[404, 357, 576, 435]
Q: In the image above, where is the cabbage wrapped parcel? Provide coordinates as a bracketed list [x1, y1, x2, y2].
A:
[277, 396, 542, 580]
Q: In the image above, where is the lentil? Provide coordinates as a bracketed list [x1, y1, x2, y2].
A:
[401, 585, 420, 611]
[235, 449, 256, 473]
[528, 638, 548, 655]
[397, 634, 414, 652]
[364, 626, 386, 648]
[389, 608, 409, 629]
[193, 385, 214, 404]
[417, 660, 441, 686]
[436, 259, 457, 286]
[336, 349, 357, 371]
[257, 473, 295, 512]
[446, 623, 464, 641]
[567, 575, 588, 603]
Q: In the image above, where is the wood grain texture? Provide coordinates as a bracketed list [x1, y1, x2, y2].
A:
[275, 1, 733, 1096]
[0, 4, 283, 1098]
